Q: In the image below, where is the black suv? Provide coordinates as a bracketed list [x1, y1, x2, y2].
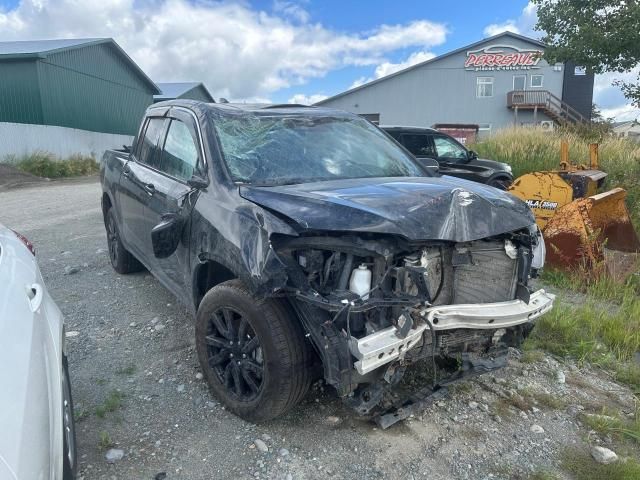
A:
[382, 126, 513, 189]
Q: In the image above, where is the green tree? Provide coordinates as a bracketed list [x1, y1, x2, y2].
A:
[533, 0, 640, 107]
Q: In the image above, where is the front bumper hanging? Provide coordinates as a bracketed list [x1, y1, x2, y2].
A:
[349, 289, 555, 375]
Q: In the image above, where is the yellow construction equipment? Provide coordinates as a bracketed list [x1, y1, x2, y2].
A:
[508, 141, 640, 274]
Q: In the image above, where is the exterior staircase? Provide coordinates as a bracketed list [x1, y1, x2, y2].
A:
[507, 90, 588, 125]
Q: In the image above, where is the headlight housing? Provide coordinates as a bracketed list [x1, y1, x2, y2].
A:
[531, 226, 546, 270]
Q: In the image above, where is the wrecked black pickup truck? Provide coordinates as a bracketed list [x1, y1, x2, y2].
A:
[100, 101, 554, 427]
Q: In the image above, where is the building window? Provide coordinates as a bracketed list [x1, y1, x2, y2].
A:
[476, 77, 494, 98]
[358, 113, 380, 124]
[478, 124, 492, 138]
[531, 74, 544, 88]
[513, 75, 526, 91]
[553, 63, 563, 72]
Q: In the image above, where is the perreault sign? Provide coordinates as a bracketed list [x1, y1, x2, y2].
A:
[465, 44, 543, 71]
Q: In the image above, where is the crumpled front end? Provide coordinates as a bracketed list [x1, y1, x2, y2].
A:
[271, 224, 554, 424]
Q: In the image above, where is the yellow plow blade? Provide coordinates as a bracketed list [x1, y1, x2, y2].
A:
[543, 188, 640, 272]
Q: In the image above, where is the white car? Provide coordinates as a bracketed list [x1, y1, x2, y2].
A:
[0, 224, 76, 479]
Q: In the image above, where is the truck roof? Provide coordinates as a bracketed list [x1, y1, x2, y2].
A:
[380, 126, 437, 133]
[148, 99, 354, 118]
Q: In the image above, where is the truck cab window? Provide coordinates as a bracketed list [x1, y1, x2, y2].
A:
[137, 118, 165, 168]
[160, 119, 199, 181]
[401, 134, 436, 157]
[433, 136, 467, 160]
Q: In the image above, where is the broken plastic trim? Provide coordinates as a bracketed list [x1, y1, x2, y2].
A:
[348, 289, 554, 375]
[374, 351, 508, 429]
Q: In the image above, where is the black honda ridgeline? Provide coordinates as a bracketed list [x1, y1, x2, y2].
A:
[100, 101, 553, 427]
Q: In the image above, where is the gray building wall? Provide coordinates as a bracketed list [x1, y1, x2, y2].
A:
[319, 35, 565, 135]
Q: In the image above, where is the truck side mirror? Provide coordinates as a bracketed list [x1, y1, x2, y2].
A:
[151, 213, 183, 258]
[467, 150, 478, 161]
[419, 157, 440, 175]
[187, 174, 209, 190]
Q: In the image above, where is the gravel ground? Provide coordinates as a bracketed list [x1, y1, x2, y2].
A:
[0, 178, 637, 480]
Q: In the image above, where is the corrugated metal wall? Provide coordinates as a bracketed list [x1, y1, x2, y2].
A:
[0, 60, 44, 125]
[0, 43, 154, 135]
[38, 43, 153, 135]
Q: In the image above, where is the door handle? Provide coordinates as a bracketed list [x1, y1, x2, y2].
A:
[143, 183, 155, 195]
[25, 283, 44, 312]
[122, 165, 131, 178]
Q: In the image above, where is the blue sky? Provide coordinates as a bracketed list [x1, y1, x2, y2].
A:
[253, 0, 536, 103]
[0, 0, 636, 119]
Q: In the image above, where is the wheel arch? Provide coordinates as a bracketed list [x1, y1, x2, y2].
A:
[487, 172, 513, 189]
[193, 259, 238, 309]
[101, 191, 115, 226]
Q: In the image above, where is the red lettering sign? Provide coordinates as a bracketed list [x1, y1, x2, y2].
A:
[465, 45, 543, 70]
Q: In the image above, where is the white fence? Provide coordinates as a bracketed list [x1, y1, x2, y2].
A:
[0, 122, 133, 162]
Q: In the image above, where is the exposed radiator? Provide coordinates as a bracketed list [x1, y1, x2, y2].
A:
[452, 241, 518, 304]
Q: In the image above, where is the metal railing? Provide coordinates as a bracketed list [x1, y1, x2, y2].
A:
[507, 90, 587, 125]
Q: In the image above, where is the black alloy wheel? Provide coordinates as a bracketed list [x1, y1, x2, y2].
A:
[106, 212, 119, 267]
[105, 209, 143, 274]
[205, 306, 264, 401]
[195, 280, 312, 422]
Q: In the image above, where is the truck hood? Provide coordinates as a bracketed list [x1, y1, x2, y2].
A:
[240, 176, 534, 242]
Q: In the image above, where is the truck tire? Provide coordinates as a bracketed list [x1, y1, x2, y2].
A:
[105, 208, 144, 274]
[195, 279, 311, 422]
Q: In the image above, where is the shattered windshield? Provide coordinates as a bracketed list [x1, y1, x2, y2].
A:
[211, 111, 426, 185]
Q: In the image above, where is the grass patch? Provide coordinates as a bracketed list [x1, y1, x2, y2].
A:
[449, 381, 473, 394]
[495, 392, 533, 416]
[471, 126, 640, 228]
[74, 407, 89, 422]
[561, 447, 640, 480]
[531, 391, 566, 410]
[98, 430, 113, 450]
[540, 267, 640, 305]
[521, 349, 545, 364]
[523, 289, 640, 391]
[526, 471, 561, 480]
[95, 390, 124, 418]
[10, 151, 99, 178]
[116, 364, 136, 376]
[580, 407, 640, 444]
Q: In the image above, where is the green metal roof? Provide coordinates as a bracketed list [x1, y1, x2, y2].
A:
[155, 82, 214, 102]
[0, 38, 160, 94]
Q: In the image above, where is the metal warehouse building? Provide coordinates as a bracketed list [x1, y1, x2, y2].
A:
[154, 82, 215, 103]
[316, 32, 594, 137]
[0, 38, 160, 159]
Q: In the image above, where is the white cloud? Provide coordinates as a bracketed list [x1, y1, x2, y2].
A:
[272, 0, 310, 23]
[287, 93, 328, 105]
[0, 0, 448, 101]
[482, 2, 638, 121]
[483, 2, 539, 38]
[348, 50, 435, 89]
[373, 50, 435, 78]
[484, 21, 520, 37]
[600, 104, 640, 122]
[594, 68, 640, 121]
[349, 76, 369, 89]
